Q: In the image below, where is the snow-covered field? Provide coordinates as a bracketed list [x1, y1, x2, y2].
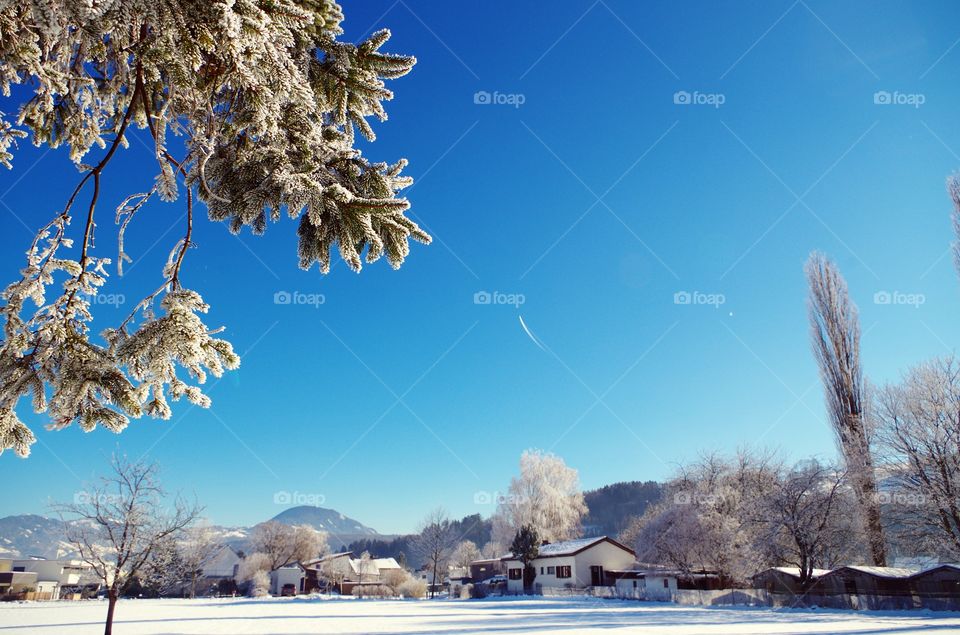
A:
[1, 595, 959, 634]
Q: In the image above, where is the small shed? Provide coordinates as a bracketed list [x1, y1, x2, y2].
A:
[752, 567, 831, 595]
[813, 566, 916, 596]
[909, 564, 960, 598]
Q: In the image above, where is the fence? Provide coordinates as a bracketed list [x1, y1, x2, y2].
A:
[537, 586, 960, 611]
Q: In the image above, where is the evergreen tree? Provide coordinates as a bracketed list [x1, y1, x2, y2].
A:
[0, 1, 428, 457]
[509, 525, 539, 593]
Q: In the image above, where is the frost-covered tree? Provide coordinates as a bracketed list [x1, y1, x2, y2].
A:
[236, 551, 271, 589]
[805, 253, 886, 565]
[629, 450, 776, 586]
[492, 449, 588, 545]
[450, 539, 481, 569]
[756, 460, 857, 586]
[54, 455, 200, 635]
[139, 535, 187, 597]
[248, 521, 326, 571]
[0, 1, 428, 458]
[875, 356, 960, 560]
[411, 507, 455, 599]
[178, 525, 222, 599]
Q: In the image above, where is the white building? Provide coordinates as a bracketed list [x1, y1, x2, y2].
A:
[269, 563, 306, 595]
[501, 536, 636, 593]
[9, 558, 90, 599]
[609, 569, 679, 600]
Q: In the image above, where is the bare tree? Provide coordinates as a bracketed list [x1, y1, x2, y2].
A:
[248, 521, 327, 571]
[757, 460, 857, 586]
[875, 356, 960, 560]
[411, 508, 455, 598]
[492, 449, 588, 545]
[805, 252, 886, 565]
[54, 456, 200, 635]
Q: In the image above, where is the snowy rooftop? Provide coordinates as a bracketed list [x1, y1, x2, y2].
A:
[837, 566, 918, 579]
[766, 567, 833, 579]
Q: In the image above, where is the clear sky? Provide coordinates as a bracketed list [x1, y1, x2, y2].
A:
[2, 0, 960, 535]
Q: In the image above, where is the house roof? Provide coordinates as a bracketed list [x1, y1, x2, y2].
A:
[373, 558, 400, 570]
[754, 567, 832, 579]
[909, 564, 960, 579]
[502, 536, 635, 561]
[826, 566, 917, 579]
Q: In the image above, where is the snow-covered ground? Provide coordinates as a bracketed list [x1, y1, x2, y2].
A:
[1, 595, 959, 634]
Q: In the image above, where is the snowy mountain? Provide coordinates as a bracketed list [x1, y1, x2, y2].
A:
[0, 506, 384, 559]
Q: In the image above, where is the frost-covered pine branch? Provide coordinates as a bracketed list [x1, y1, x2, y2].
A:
[0, 1, 428, 457]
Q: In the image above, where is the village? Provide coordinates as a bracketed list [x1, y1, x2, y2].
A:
[4, 534, 960, 611]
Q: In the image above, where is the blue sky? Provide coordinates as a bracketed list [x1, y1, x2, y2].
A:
[2, 0, 960, 535]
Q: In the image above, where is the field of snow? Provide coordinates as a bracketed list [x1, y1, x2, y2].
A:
[1, 595, 959, 634]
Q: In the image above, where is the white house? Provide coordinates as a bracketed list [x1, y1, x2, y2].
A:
[201, 545, 242, 579]
[10, 558, 90, 599]
[501, 536, 636, 593]
[269, 563, 306, 595]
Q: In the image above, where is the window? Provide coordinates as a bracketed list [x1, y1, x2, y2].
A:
[556, 566, 572, 579]
[547, 566, 555, 575]
[663, 579, 669, 588]
[540, 567, 544, 575]
[508, 568, 522, 580]
[632, 580, 638, 589]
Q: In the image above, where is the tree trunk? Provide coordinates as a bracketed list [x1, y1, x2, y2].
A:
[104, 589, 118, 635]
[853, 452, 887, 566]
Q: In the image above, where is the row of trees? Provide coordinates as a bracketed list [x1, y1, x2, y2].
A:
[624, 451, 856, 586]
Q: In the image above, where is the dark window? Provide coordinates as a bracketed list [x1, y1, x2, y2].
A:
[557, 566, 572, 579]
[632, 580, 638, 588]
[540, 567, 544, 575]
[663, 579, 669, 588]
[548, 566, 555, 575]
[12, 567, 24, 572]
[508, 568, 522, 580]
